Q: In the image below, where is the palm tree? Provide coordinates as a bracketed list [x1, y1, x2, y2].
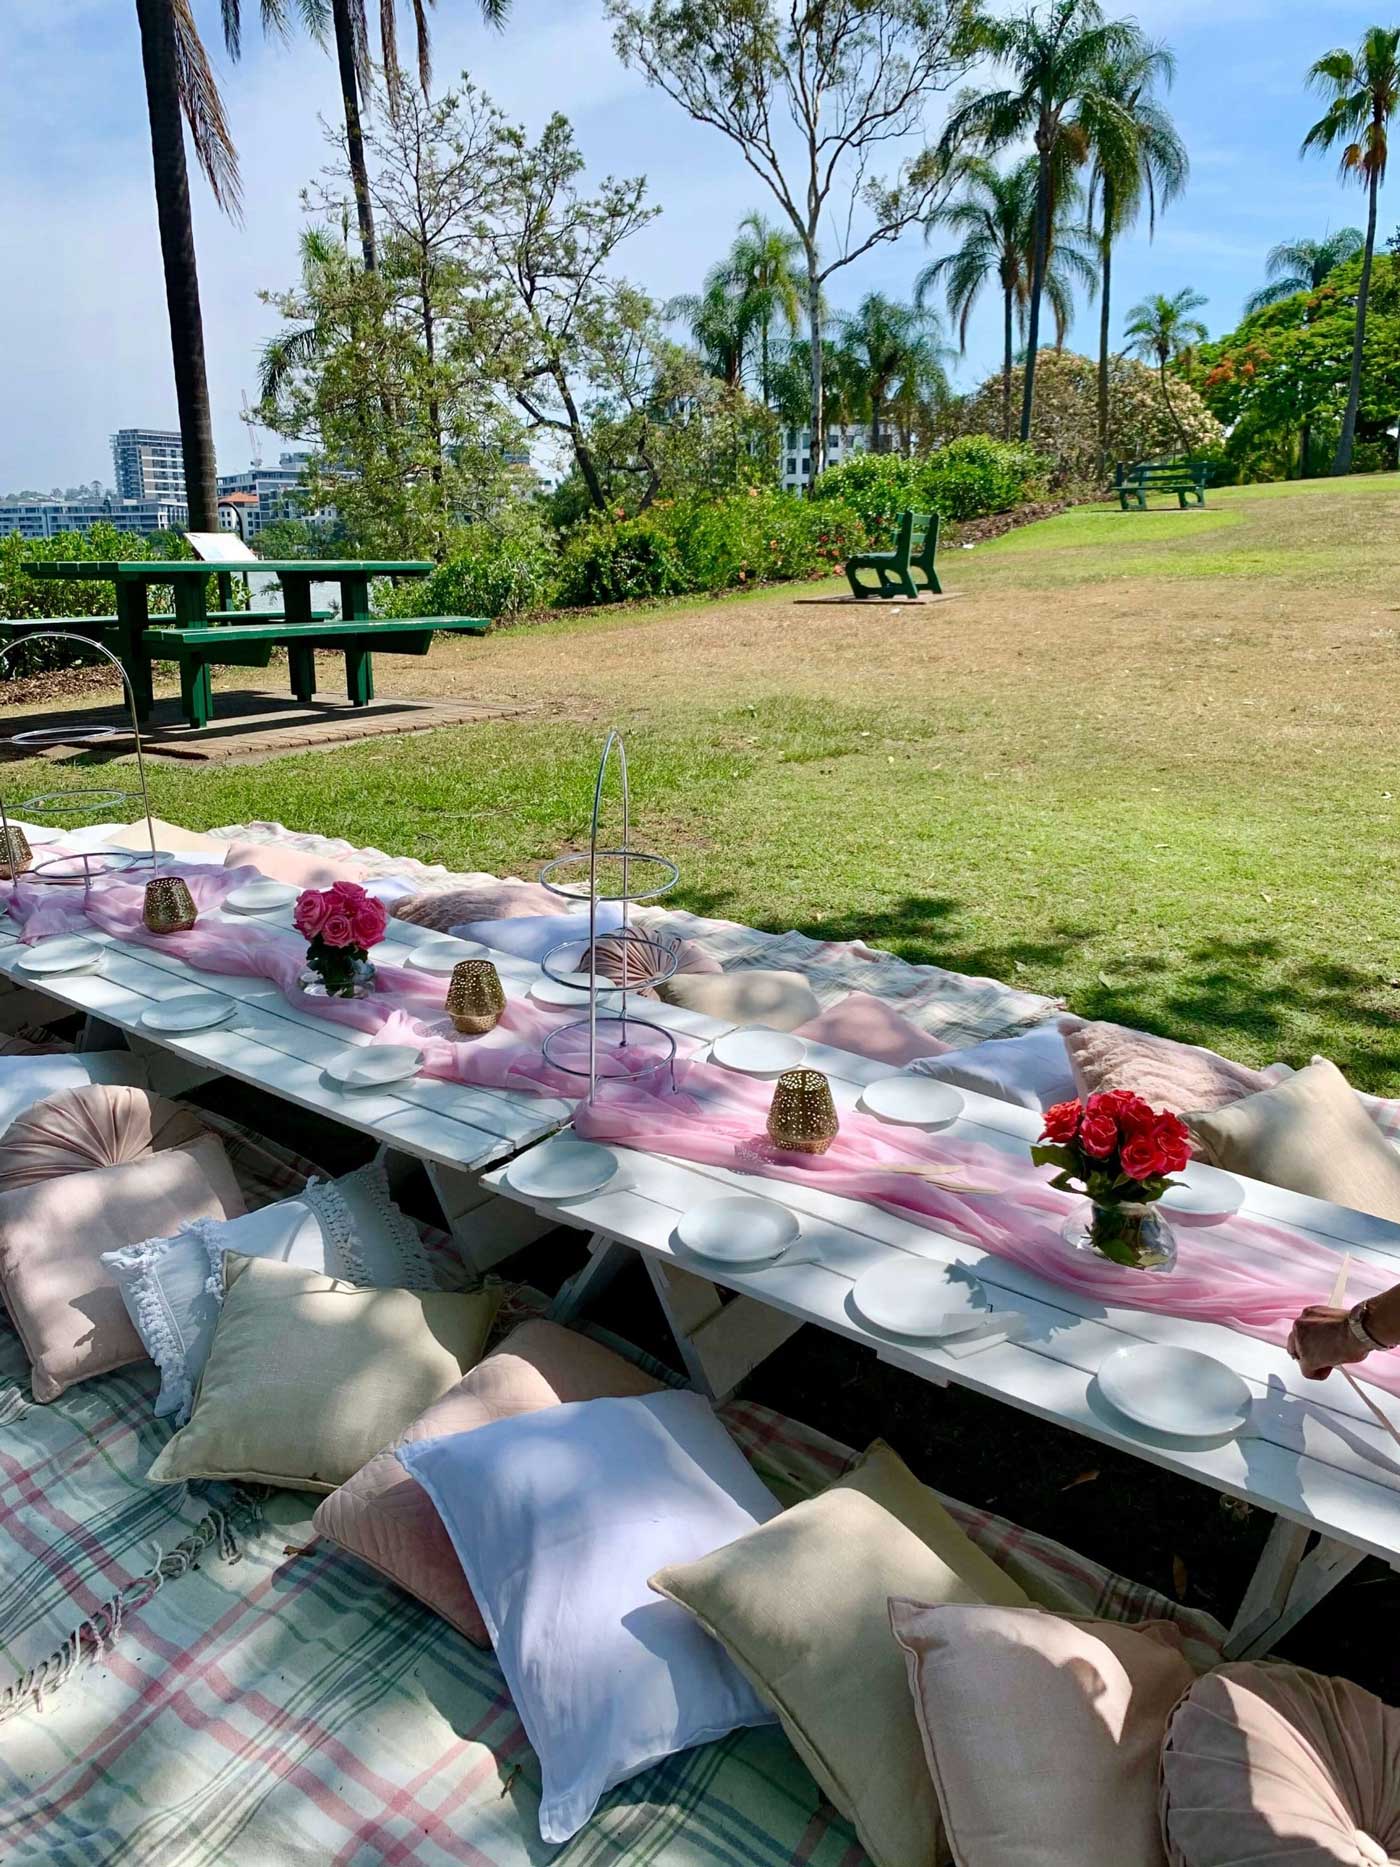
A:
[1244, 228, 1365, 314]
[835, 295, 950, 454]
[917, 155, 1095, 440]
[726, 213, 804, 407]
[1302, 27, 1400, 474]
[1082, 39, 1188, 477]
[667, 270, 753, 387]
[940, 0, 1141, 442]
[1123, 288, 1208, 455]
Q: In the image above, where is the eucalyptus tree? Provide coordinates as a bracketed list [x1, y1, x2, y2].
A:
[1302, 27, 1400, 474]
[608, 0, 980, 486]
[1244, 229, 1365, 314]
[1123, 287, 1208, 455]
[917, 155, 1094, 438]
[835, 295, 950, 452]
[939, 0, 1142, 442]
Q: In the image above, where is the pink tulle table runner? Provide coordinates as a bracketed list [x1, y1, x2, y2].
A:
[6, 854, 1400, 1399]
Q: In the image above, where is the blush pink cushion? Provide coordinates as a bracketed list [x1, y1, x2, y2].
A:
[313, 1320, 661, 1643]
[1065, 1019, 1272, 1117]
[222, 840, 367, 888]
[889, 1600, 1196, 1867]
[391, 881, 567, 931]
[1161, 1662, 1400, 1866]
[0, 1084, 207, 1192]
[793, 992, 954, 1067]
[0, 1132, 246, 1402]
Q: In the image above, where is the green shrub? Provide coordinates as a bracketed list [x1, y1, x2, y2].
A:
[384, 513, 555, 622]
[812, 438, 1046, 545]
[0, 525, 192, 678]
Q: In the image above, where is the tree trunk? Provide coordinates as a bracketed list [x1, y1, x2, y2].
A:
[1019, 143, 1053, 442]
[1299, 418, 1310, 479]
[1159, 359, 1191, 455]
[1097, 188, 1113, 482]
[134, 0, 218, 533]
[806, 253, 824, 492]
[760, 318, 770, 408]
[332, 0, 377, 272]
[551, 363, 608, 511]
[1001, 286, 1013, 442]
[870, 387, 883, 455]
[1333, 160, 1378, 476]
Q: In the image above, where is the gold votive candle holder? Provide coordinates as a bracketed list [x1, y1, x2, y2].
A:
[0, 827, 32, 881]
[766, 1068, 839, 1156]
[142, 876, 197, 935]
[446, 958, 506, 1035]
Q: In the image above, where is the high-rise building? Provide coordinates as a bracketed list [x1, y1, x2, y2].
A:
[780, 423, 869, 491]
[0, 496, 189, 540]
[110, 429, 187, 503]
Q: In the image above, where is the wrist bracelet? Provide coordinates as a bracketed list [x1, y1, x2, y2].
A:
[1348, 1300, 1390, 1352]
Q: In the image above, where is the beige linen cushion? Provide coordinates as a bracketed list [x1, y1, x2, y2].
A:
[1160, 1661, 1400, 1866]
[792, 991, 953, 1067]
[650, 1441, 1029, 1867]
[0, 1132, 245, 1402]
[890, 1599, 1196, 1867]
[1188, 1057, 1400, 1221]
[101, 817, 227, 859]
[147, 1253, 501, 1493]
[313, 1319, 662, 1644]
[655, 968, 821, 1032]
[221, 839, 367, 888]
[1065, 1019, 1271, 1116]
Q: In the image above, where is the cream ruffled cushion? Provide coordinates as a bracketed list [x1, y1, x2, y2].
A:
[1160, 1662, 1400, 1866]
[0, 1083, 205, 1192]
[392, 880, 569, 929]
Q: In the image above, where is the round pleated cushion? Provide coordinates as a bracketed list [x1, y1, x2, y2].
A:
[1161, 1662, 1400, 1866]
[0, 1085, 208, 1193]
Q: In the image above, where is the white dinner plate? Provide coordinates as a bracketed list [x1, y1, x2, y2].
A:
[405, 938, 490, 974]
[16, 936, 103, 976]
[1159, 1163, 1245, 1219]
[507, 1137, 619, 1201]
[530, 972, 623, 1009]
[675, 1194, 801, 1265]
[19, 824, 61, 846]
[1096, 1343, 1253, 1439]
[860, 1075, 964, 1128]
[224, 878, 297, 915]
[710, 1029, 806, 1075]
[850, 1258, 989, 1338]
[322, 1043, 422, 1090]
[141, 993, 235, 1034]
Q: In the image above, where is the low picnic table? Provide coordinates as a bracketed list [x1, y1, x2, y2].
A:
[14, 557, 485, 727]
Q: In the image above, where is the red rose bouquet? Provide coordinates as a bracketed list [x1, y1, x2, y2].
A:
[1032, 1091, 1191, 1270]
[293, 881, 387, 999]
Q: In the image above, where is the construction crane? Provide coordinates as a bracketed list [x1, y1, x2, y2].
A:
[240, 395, 264, 470]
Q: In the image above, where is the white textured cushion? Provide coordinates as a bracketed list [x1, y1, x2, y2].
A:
[397, 1390, 781, 1844]
[911, 1018, 1081, 1111]
[102, 1162, 434, 1421]
[0, 1051, 148, 1137]
[452, 903, 624, 962]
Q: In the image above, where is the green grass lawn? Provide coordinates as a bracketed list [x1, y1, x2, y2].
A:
[10, 472, 1400, 1088]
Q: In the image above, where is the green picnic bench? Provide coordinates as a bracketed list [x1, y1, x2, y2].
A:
[845, 509, 942, 599]
[145, 618, 490, 728]
[0, 609, 332, 643]
[1115, 460, 1208, 510]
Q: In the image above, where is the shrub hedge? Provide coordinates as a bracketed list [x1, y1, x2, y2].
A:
[811, 438, 1047, 546]
[0, 525, 192, 677]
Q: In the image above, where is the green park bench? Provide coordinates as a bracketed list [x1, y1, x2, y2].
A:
[0, 608, 332, 646]
[845, 509, 942, 599]
[144, 617, 490, 728]
[1116, 460, 1208, 510]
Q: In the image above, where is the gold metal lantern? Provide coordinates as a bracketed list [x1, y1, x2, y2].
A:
[142, 876, 197, 935]
[0, 827, 33, 881]
[446, 958, 506, 1035]
[766, 1068, 839, 1156]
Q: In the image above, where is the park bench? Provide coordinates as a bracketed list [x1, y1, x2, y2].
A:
[1116, 460, 1208, 510]
[845, 508, 942, 599]
[0, 609, 332, 645]
[144, 617, 490, 727]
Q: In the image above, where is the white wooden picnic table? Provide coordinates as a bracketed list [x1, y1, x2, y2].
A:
[481, 1021, 1400, 1661]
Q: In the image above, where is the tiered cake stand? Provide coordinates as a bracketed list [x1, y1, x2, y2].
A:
[0, 631, 161, 891]
[539, 730, 681, 1100]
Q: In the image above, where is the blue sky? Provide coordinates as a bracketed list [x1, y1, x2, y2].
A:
[0, 0, 1390, 489]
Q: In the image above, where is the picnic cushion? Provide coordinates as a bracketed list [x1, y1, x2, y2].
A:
[0, 1050, 149, 1144]
[583, 933, 723, 988]
[792, 991, 954, 1066]
[655, 968, 821, 1031]
[0, 1131, 245, 1403]
[912, 1018, 1081, 1110]
[221, 839, 368, 888]
[391, 880, 570, 929]
[1065, 1019, 1271, 1117]
[313, 1319, 663, 1644]
[1160, 1661, 1400, 1865]
[891, 1601, 1196, 1867]
[101, 818, 228, 861]
[0, 1083, 206, 1191]
[652, 1441, 1030, 1867]
[146, 1254, 501, 1493]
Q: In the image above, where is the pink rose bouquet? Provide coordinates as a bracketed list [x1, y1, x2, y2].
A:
[1033, 1091, 1192, 1270]
[294, 881, 387, 998]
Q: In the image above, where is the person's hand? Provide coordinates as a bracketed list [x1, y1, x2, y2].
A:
[1287, 1306, 1371, 1380]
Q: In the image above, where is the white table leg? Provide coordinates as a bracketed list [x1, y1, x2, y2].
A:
[549, 1233, 631, 1324]
[422, 1158, 556, 1278]
[1224, 1516, 1368, 1659]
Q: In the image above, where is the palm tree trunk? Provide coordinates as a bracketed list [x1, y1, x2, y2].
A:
[1001, 287, 1014, 443]
[1299, 418, 1311, 479]
[331, 0, 377, 272]
[806, 251, 824, 492]
[1020, 148, 1053, 441]
[134, 0, 217, 533]
[761, 318, 770, 408]
[1333, 161, 1378, 476]
[1159, 359, 1191, 455]
[1097, 191, 1113, 482]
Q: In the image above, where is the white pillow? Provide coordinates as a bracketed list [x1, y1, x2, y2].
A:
[451, 903, 624, 963]
[910, 1018, 1081, 1112]
[0, 1050, 149, 1135]
[102, 1161, 434, 1421]
[397, 1390, 781, 1844]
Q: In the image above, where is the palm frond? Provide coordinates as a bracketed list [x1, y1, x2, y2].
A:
[172, 0, 243, 219]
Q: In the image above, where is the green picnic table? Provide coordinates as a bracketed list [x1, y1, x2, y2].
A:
[16, 557, 457, 726]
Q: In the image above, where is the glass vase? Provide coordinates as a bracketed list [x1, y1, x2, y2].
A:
[298, 952, 377, 1001]
[1062, 1198, 1176, 1272]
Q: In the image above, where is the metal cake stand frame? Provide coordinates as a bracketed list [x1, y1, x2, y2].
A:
[539, 730, 680, 1100]
[0, 632, 160, 891]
